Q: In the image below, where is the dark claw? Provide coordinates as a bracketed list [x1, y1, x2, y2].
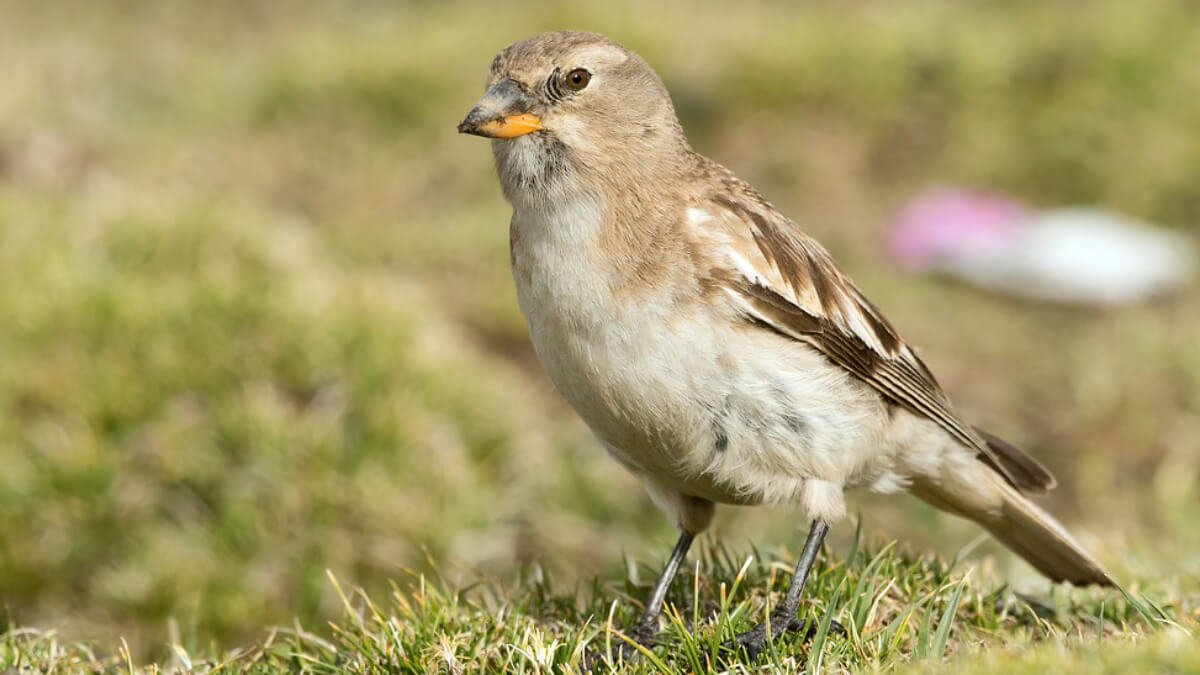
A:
[803, 617, 846, 641]
[710, 616, 845, 665]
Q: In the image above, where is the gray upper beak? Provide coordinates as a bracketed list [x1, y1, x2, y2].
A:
[457, 77, 540, 137]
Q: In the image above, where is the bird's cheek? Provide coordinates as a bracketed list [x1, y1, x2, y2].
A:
[545, 115, 602, 153]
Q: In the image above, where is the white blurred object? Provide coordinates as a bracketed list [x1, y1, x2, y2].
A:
[943, 208, 1196, 304]
[889, 190, 1196, 305]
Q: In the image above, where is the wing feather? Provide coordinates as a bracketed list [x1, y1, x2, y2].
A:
[702, 184, 1039, 490]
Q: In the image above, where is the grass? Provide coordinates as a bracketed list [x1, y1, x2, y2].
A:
[1, 0, 1199, 671]
[3, 529, 1192, 673]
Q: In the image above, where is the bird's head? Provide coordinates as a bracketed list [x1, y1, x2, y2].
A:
[458, 31, 688, 205]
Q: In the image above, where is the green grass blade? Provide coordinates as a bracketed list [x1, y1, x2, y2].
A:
[806, 583, 843, 675]
[930, 580, 967, 661]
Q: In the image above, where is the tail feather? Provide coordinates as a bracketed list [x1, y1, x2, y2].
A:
[912, 459, 1112, 586]
[985, 479, 1112, 585]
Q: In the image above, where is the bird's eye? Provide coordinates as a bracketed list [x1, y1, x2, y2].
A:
[564, 68, 591, 91]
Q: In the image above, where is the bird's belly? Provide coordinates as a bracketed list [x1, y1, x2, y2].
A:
[526, 297, 722, 484]
[517, 273, 892, 506]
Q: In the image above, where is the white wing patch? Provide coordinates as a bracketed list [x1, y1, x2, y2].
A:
[723, 246, 771, 288]
[687, 207, 713, 224]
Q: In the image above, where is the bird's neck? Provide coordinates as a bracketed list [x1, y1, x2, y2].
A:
[499, 132, 703, 296]
[508, 180, 699, 317]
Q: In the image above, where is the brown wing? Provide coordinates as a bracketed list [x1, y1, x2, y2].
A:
[703, 185, 1053, 493]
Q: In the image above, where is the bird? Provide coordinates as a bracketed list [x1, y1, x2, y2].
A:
[457, 30, 1113, 666]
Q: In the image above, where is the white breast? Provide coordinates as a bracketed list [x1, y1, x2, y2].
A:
[509, 198, 629, 394]
[510, 197, 692, 463]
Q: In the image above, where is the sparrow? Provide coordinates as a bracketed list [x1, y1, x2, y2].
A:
[457, 31, 1113, 665]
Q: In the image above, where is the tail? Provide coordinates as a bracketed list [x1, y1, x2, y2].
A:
[911, 440, 1113, 586]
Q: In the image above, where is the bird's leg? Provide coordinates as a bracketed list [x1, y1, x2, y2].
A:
[717, 519, 832, 662]
[586, 531, 694, 669]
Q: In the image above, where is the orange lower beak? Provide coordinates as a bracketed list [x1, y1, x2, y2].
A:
[470, 112, 543, 139]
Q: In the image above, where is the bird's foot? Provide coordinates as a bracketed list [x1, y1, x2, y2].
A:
[711, 614, 845, 663]
[582, 622, 658, 672]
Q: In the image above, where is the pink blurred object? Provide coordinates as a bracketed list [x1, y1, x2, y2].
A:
[888, 188, 1196, 305]
[889, 189, 1029, 268]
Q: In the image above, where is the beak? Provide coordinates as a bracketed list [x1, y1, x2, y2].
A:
[457, 77, 543, 139]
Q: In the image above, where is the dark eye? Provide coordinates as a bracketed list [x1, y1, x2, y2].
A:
[564, 68, 591, 91]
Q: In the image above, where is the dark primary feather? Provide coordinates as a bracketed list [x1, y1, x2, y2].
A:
[974, 427, 1057, 493]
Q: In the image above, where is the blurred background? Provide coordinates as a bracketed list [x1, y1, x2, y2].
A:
[1, 0, 1197, 660]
